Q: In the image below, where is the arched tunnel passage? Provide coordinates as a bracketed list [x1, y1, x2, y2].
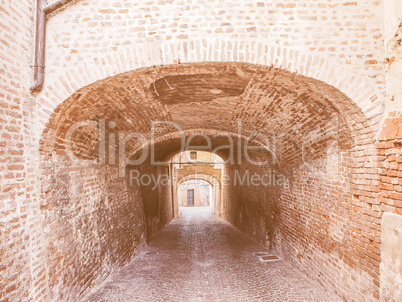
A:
[177, 179, 214, 217]
[172, 151, 224, 217]
[38, 62, 379, 301]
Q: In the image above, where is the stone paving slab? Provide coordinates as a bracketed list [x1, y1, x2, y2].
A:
[83, 207, 342, 302]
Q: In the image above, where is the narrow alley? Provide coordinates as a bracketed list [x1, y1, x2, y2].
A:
[84, 207, 341, 302]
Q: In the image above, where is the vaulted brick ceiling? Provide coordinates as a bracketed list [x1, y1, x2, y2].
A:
[43, 62, 360, 169]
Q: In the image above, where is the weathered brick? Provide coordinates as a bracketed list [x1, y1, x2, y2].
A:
[0, 0, 400, 302]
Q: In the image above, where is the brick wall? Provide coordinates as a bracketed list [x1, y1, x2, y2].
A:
[384, 1, 402, 114]
[1, 0, 399, 301]
[38, 127, 148, 300]
[44, 0, 386, 94]
[379, 1, 402, 297]
[225, 117, 381, 301]
[0, 1, 45, 301]
[132, 163, 174, 240]
[225, 161, 281, 245]
[378, 112, 402, 301]
[37, 0, 385, 134]
[378, 112, 402, 215]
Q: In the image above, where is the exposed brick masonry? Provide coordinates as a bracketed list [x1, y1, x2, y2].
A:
[0, 1, 401, 302]
[378, 112, 402, 215]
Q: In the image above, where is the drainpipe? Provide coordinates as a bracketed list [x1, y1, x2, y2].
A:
[43, 0, 73, 14]
[30, 0, 74, 92]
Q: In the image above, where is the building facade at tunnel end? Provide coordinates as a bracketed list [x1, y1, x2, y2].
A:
[0, 0, 402, 302]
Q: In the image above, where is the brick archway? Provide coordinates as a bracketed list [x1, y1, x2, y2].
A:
[37, 40, 383, 136]
[36, 60, 381, 302]
[177, 174, 220, 189]
[130, 128, 280, 168]
[177, 174, 221, 215]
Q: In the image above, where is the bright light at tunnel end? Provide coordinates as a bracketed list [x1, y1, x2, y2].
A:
[64, 117, 341, 187]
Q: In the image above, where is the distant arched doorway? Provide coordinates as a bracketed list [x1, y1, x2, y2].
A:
[178, 179, 213, 207]
[176, 174, 222, 217]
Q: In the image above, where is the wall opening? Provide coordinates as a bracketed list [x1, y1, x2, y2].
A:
[170, 151, 224, 217]
[36, 62, 378, 302]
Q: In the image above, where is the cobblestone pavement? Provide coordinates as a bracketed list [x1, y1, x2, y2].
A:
[83, 207, 342, 302]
